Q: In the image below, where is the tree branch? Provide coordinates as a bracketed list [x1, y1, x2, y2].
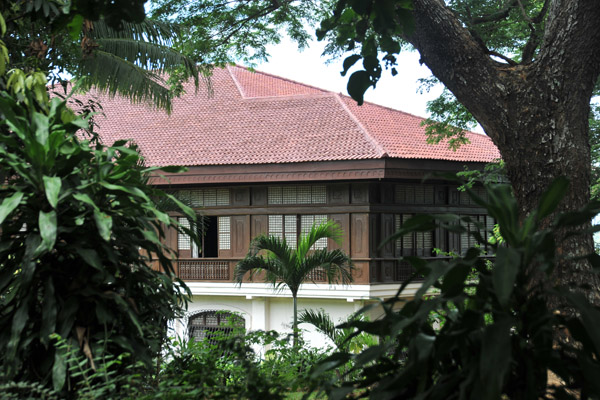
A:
[471, 0, 518, 24]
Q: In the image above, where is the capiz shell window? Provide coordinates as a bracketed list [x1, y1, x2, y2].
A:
[267, 185, 326, 205]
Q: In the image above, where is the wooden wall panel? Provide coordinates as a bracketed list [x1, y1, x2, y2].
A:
[232, 187, 250, 206]
[328, 213, 350, 253]
[351, 183, 369, 204]
[328, 184, 349, 205]
[380, 213, 395, 258]
[231, 215, 250, 257]
[252, 186, 267, 206]
[251, 215, 268, 238]
[350, 213, 369, 258]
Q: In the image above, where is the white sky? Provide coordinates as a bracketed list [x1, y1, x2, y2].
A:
[256, 36, 444, 119]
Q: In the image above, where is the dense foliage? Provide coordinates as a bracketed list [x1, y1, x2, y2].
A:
[0, 9, 200, 397]
[312, 180, 600, 399]
[1, 0, 200, 111]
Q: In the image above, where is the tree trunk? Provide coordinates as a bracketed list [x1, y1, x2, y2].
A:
[406, 0, 600, 306]
[293, 294, 298, 347]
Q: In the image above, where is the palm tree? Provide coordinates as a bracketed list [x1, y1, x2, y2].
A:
[234, 220, 353, 346]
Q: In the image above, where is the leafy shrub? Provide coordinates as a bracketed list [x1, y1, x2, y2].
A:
[313, 179, 600, 399]
[0, 78, 198, 396]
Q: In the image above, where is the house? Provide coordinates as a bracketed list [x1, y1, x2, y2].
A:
[91, 65, 500, 345]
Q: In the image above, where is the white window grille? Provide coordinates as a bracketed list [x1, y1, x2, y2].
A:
[218, 217, 231, 250]
[267, 185, 327, 205]
[174, 188, 231, 207]
[178, 217, 191, 250]
[300, 215, 328, 249]
[311, 185, 326, 204]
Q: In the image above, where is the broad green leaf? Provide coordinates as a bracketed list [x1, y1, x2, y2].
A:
[39, 210, 57, 251]
[32, 111, 49, 147]
[40, 278, 57, 346]
[478, 316, 512, 400]
[94, 210, 112, 241]
[347, 70, 372, 105]
[0, 191, 24, 224]
[564, 292, 600, 355]
[73, 193, 99, 210]
[341, 54, 361, 76]
[75, 248, 103, 270]
[43, 176, 62, 209]
[99, 181, 150, 201]
[52, 347, 67, 392]
[67, 13, 84, 40]
[537, 177, 569, 220]
[7, 300, 30, 361]
[493, 246, 521, 307]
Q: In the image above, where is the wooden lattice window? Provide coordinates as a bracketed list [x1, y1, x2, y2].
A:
[460, 215, 496, 254]
[267, 185, 326, 205]
[395, 185, 434, 204]
[394, 214, 433, 257]
[188, 311, 245, 342]
[175, 188, 231, 207]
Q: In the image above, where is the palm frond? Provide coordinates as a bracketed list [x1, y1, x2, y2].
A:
[249, 234, 295, 267]
[77, 19, 201, 111]
[88, 19, 179, 44]
[234, 255, 289, 293]
[302, 248, 354, 286]
[95, 38, 198, 79]
[296, 219, 343, 259]
[298, 308, 339, 344]
[78, 50, 173, 112]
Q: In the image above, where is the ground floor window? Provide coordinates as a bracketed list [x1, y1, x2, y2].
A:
[188, 311, 245, 342]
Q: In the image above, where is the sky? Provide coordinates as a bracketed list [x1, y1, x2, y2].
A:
[255, 36, 444, 119]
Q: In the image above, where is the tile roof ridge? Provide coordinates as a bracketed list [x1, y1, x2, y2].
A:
[241, 92, 334, 101]
[232, 64, 330, 95]
[333, 93, 388, 158]
[227, 64, 247, 98]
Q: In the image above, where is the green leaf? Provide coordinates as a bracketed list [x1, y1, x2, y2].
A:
[94, 210, 113, 241]
[493, 246, 521, 307]
[43, 176, 62, 209]
[67, 14, 84, 40]
[39, 210, 57, 251]
[347, 70, 372, 105]
[478, 316, 512, 400]
[75, 248, 103, 270]
[0, 191, 24, 224]
[537, 177, 569, 220]
[7, 300, 30, 362]
[40, 278, 57, 346]
[52, 347, 67, 392]
[32, 111, 50, 148]
[341, 54, 361, 77]
[564, 292, 600, 355]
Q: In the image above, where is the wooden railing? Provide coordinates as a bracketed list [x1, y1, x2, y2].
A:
[175, 256, 493, 283]
[178, 259, 232, 281]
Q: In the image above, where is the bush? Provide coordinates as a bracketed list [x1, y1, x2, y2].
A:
[0, 79, 198, 397]
[313, 180, 600, 399]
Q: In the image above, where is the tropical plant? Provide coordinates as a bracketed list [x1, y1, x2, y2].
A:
[311, 180, 600, 399]
[298, 309, 376, 354]
[2, 0, 202, 111]
[234, 220, 353, 346]
[0, 67, 199, 396]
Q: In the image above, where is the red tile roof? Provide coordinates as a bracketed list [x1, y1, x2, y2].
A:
[91, 65, 500, 167]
